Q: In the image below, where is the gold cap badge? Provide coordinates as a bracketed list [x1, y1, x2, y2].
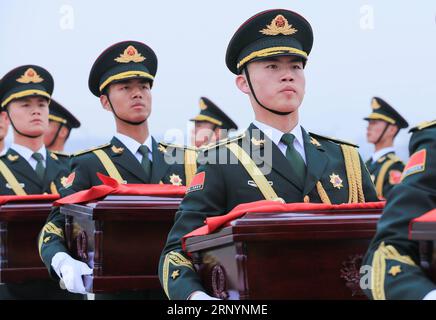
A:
[199, 99, 207, 110]
[260, 14, 298, 36]
[16, 68, 44, 84]
[114, 45, 146, 63]
[371, 99, 381, 110]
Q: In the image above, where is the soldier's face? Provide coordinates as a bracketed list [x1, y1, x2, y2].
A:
[194, 121, 219, 147]
[238, 56, 306, 114]
[102, 78, 152, 123]
[0, 111, 9, 141]
[7, 96, 49, 136]
[366, 120, 398, 144]
[43, 121, 69, 146]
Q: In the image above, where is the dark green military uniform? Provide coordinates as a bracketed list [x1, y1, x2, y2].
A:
[362, 120, 436, 300]
[38, 41, 198, 299]
[0, 148, 70, 195]
[159, 124, 379, 299]
[365, 152, 404, 199]
[364, 97, 409, 199]
[0, 65, 81, 299]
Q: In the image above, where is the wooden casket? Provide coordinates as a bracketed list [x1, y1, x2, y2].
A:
[0, 200, 53, 283]
[408, 209, 436, 281]
[61, 195, 182, 293]
[186, 207, 382, 299]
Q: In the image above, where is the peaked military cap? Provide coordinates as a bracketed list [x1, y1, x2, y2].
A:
[0, 65, 54, 108]
[88, 40, 158, 97]
[226, 9, 314, 75]
[49, 99, 81, 129]
[190, 97, 238, 130]
[364, 97, 409, 129]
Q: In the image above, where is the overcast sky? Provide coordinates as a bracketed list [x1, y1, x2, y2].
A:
[0, 0, 435, 161]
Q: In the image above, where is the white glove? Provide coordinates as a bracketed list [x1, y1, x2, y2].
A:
[51, 252, 92, 294]
[189, 291, 221, 300]
[423, 289, 436, 300]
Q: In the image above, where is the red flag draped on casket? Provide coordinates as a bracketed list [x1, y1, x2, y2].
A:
[182, 200, 385, 250]
[54, 173, 187, 206]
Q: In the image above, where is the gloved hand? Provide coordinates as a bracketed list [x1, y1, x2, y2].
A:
[189, 291, 221, 300]
[51, 252, 92, 294]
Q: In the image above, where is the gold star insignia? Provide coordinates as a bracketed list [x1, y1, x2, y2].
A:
[50, 152, 58, 160]
[251, 137, 265, 146]
[111, 145, 124, 154]
[388, 265, 402, 277]
[329, 173, 343, 189]
[169, 174, 183, 186]
[158, 145, 167, 153]
[171, 269, 180, 280]
[7, 154, 19, 162]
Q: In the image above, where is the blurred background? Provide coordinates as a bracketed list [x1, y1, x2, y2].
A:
[0, 0, 434, 161]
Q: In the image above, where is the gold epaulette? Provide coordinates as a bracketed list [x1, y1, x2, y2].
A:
[49, 150, 70, 157]
[73, 143, 111, 157]
[409, 120, 436, 132]
[309, 132, 359, 148]
[203, 133, 246, 151]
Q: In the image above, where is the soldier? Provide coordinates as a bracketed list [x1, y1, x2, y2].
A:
[362, 120, 436, 300]
[0, 65, 81, 299]
[364, 97, 409, 199]
[44, 99, 81, 152]
[159, 9, 379, 300]
[39, 41, 198, 299]
[0, 109, 10, 155]
[190, 97, 238, 148]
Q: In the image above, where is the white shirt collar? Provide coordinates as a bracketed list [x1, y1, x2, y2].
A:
[10, 143, 46, 163]
[252, 120, 305, 148]
[372, 147, 395, 162]
[114, 132, 153, 155]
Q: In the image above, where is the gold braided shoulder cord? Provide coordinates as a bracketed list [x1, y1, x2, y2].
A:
[371, 242, 416, 300]
[0, 159, 26, 195]
[184, 149, 198, 186]
[375, 160, 396, 198]
[162, 251, 195, 299]
[316, 181, 332, 204]
[340, 145, 365, 203]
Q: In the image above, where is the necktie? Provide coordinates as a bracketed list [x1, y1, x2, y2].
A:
[32, 152, 45, 181]
[280, 133, 306, 186]
[138, 145, 152, 182]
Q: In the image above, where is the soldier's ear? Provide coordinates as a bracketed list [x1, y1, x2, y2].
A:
[99, 94, 111, 112]
[235, 73, 250, 94]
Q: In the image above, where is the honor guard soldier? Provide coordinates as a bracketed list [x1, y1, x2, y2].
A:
[44, 99, 81, 152]
[364, 97, 409, 199]
[39, 41, 197, 299]
[159, 9, 379, 300]
[0, 108, 10, 155]
[0, 65, 81, 299]
[362, 120, 436, 300]
[190, 97, 238, 148]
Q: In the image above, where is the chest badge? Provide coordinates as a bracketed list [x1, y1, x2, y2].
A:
[329, 173, 343, 190]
